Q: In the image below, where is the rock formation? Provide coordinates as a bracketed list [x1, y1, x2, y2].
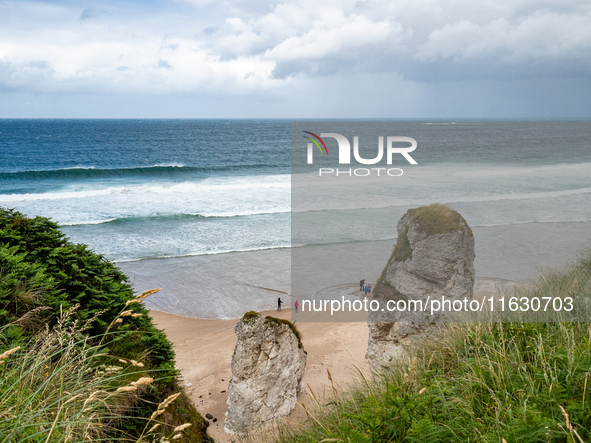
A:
[367, 204, 475, 369]
[224, 312, 306, 434]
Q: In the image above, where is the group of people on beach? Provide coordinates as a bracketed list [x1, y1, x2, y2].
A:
[359, 279, 372, 295]
[277, 281, 372, 313]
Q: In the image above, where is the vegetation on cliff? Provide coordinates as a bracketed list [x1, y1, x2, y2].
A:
[404, 203, 472, 237]
[242, 311, 303, 349]
[0, 208, 210, 442]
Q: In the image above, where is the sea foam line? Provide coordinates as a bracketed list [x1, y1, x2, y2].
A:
[113, 243, 293, 263]
[111, 219, 591, 263]
[0, 163, 284, 179]
[59, 210, 291, 226]
[291, 186, 591, 213]
[0, 177, 291, 202]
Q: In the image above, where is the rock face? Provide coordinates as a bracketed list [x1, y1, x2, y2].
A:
[367, 204, 475, 369]
[225, 312, 306, 434]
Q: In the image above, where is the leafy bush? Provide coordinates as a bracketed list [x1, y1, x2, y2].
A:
[0, 208, 174, 375]
[0, 208, 210, 441]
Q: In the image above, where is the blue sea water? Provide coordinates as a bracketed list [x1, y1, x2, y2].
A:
[0, 119, 291, 261]
[1, 119, 590, 318]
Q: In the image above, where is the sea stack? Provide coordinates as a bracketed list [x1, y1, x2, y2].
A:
[366, 203, 475, 369]
[224, 312, 306, 434]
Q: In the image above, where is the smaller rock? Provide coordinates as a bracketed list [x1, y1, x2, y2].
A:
[199, 395, 202, 398]
[213, 418, 218, 423]
[221, 390, 226, 393]
[204, 421, 210, 427]
[225, 312, 306, 434]
[206, 413, 213, 419]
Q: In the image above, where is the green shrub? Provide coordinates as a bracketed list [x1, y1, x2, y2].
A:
[0, 208, 173, 373]
[0, 208, 210, 441]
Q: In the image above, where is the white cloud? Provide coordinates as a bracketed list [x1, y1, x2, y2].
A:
[416, 9, 591, 64]
[265, 13, 394, 62]
[0, 0, 589, 99]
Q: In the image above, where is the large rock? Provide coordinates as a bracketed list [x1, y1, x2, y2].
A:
[367, 204, 475, 369]
[224, 312, 306, 434]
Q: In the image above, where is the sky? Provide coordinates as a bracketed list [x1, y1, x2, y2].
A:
[0, 0, 590, 118]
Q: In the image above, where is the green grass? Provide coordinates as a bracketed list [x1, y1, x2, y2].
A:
[241, 311, 303, 349]
[265, 316, 303, 349]
[271, 252, 591, 443]
[243, 311, 262, 322]
[0, 303, 207, 443]
[405, 203, 473, 237]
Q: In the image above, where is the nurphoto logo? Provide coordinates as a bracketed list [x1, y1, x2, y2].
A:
[303, 131, 418, 177]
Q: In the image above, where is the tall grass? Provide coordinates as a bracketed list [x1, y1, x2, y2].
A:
[0, 292, 193, 443]
[271, 252, 591, 443]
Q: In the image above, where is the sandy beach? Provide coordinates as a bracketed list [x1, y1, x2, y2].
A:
[150, 308, 375, 443]
[147, 274, 536, 442]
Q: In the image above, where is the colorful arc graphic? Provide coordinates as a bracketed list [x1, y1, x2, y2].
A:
[302, 131, 328, 155]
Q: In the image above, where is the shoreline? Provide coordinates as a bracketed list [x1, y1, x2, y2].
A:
[111, 219, 591, 265]
[123, 221, 591, 321]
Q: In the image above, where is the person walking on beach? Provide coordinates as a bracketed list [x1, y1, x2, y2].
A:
[360, 279, 365, 291]
[364, 285, 369, 296]
[294, 300, 299, 313]
[277, 297, 283, 311]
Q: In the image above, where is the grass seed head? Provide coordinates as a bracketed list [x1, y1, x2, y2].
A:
[559, 405, 572, 432]
[173, 423, 192, 432]
[83, 390, 104, 407]
[131, 377, 154, 387]
[150, 409, 165, 419]
[0, 346, 21, 360]
[158, 392, 181, 409]
[116, 386, 137, 393]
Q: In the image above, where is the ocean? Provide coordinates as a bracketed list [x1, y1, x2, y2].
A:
[1, 119, 590, 319]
